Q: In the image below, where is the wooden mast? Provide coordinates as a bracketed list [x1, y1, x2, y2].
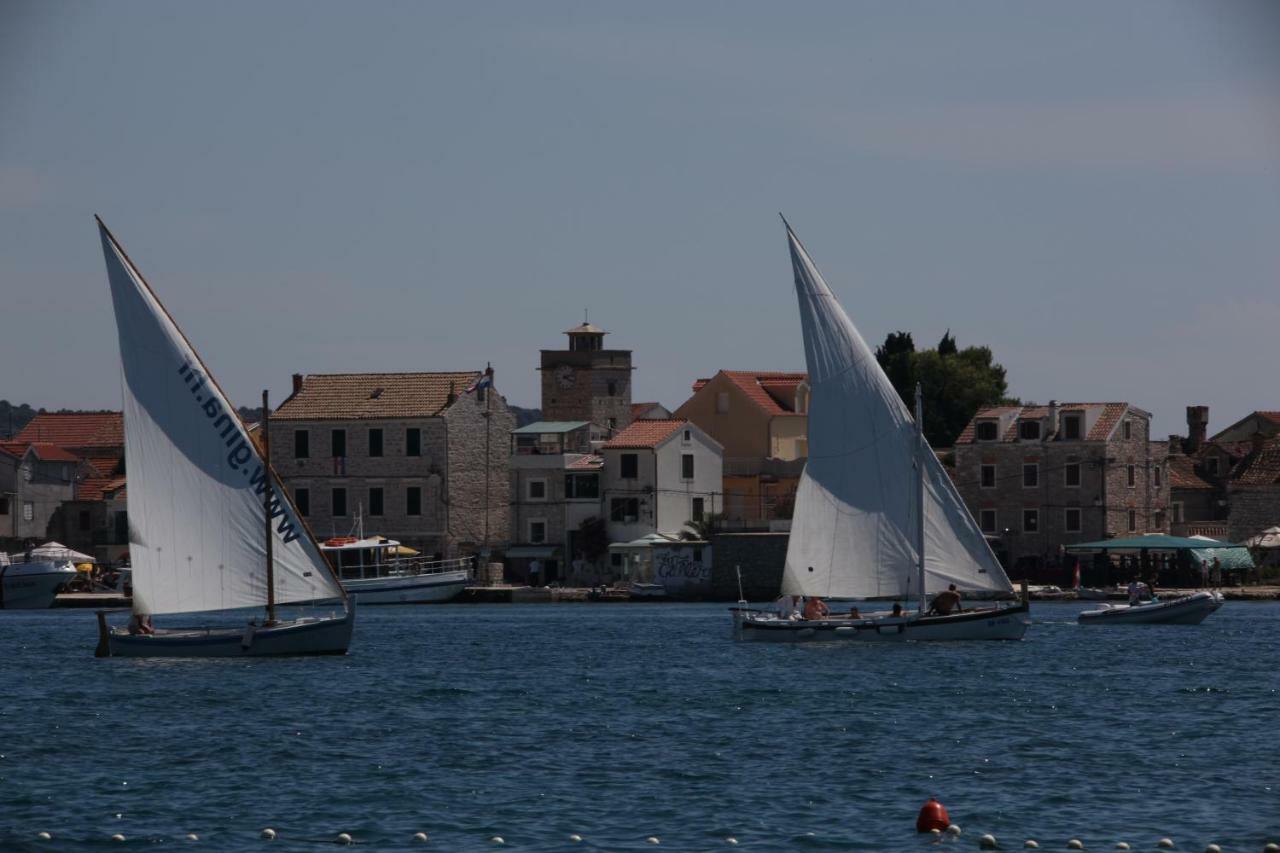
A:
[263, 389, 276, 624]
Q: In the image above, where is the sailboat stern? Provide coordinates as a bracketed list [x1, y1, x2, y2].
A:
[100, 606, 354, 658]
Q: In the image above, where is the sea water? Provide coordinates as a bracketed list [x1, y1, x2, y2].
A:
[0, 601, 1276, 851]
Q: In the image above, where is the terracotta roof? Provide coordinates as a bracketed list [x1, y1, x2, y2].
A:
[566, 454, 604, 470]
[85, 456, 124, 477]
[26, 443, 80, 462]
[271, 372, 482, 420]
[1233, 436, 1280, 486]
[630, 402, 662, 419]
[15, 412, 123, 448]
[0, 441, 25, 459]
[691, 371, 807, 416]
[601, 419, 688, 450]
[1255, 411, 1280, 424]
[1168, 455, 1213, 491]
[957, 403, 1132, 444]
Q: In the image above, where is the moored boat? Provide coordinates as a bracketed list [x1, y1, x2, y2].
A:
[0, 553, 80, 609]
[93, 217, 355, 657]
[1077, 590, 1223, 625]
[732, 219, 1029, 643]
[320, 536, 471, 604]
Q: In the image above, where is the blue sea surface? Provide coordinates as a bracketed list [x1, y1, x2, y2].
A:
[1, 601, 1277, 851]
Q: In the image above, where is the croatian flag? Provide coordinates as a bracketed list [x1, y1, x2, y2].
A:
[465, 368, 493, 395]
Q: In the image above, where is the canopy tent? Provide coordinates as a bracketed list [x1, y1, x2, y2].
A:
[28, 541, 95, 563]
[1065, 535, 1253, 571]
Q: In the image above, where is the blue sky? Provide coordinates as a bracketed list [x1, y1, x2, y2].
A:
[3, 1, 1279, 438]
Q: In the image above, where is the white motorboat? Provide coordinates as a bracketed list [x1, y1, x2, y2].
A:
[732, 219, 1029, 643]
[320, 536, 471, 604]
[0, 553, 79, 609]
[1077, 591, 1223, 625]
[93, 217, 354, 658]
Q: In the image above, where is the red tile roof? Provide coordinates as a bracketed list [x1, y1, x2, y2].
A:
[956, 403, 1132, 444]
[691, 371, 807, 416]
[630, 402, 665, 420]
[566, 454, 604, 470]
[1256, 411, 1280, 424]
[85, 456, 124, 477]
[601, 419, 688, 449]
[15, 412, 123, 448]
[1232, 436, 1280, 486]
[26, 443, 80, 462]
[1168, 455, 1213, 490]
[0, 441, 25, 460]
[271, 372, 483, 420]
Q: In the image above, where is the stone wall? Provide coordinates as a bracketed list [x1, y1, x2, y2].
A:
[710, 531, 788, 601]
[444, 389, 515, 555]
[1227, 486, 1280, 543]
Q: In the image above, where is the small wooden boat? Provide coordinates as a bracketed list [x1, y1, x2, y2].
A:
[1077, 591, 1223, 625]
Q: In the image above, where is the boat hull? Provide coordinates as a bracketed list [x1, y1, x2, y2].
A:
[343, 569, 469, 604]
[1, 562, 80, 609]
[733, 601, 1030, 643]
[1077, 591, 1223, 625]
[98, 608, 355, 657]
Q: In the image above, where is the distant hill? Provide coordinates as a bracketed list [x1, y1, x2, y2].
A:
[508, 405, 543, 428]
[0, 401, 39, 439]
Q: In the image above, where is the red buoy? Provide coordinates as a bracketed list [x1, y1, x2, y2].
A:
[916, 797, 950, 832]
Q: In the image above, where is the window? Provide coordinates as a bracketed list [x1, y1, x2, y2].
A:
[368, 428, 383, 458]
[1154, 465, 1162, 487]
[331, 487, 347, 517]
[980, 464, 996, 489]
[331, 429, 347, 458]
[1123, 420, 1132, 440]
[1022, 508, 1039, 533]
[0, 497, 8, 515]
[682, 454, 695, 480]
[975, 421, 999, 442]
[610, 497, 640, 522]
[610, 552, 623, 568]
[1063, 415, 1082, 440]
[1065, 507, 1081, 533]
[1019, 420, 1041, 441]
[528, 479, 547, 501]
[979, 509, 997, 534]
[406, 427, 421, 457]
[1206, 457, 1220, 476]
[716, 392, 730, 414]
[294, 487, 310, 517]
[78, 510, 91, 531]
[1065, 463, 1081, 487]
[294, 429, 310, 459]
[1154, 510, 1165, 529]
[692, 497, 705, 521]
[1127, 465, 1136, 487]
[1023, 463, 1039, 488]
[564, 473, 599, 499]
[607, 417, 616, 433]
[529, 520, 547, 543]
[1172, 501, 1184, 524]
[683, 430, 692, 443]
[1128, 509, 1137, 532]
[607, 380, 617, 396]
[369, 487, 384, 516]
[22, 501, 34, 521]
[620, 453, 638, 479]
[406, 486, 422, 516]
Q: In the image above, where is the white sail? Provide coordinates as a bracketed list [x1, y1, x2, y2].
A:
[98, 221, 346, 615]
[781, 222, 1013, 599]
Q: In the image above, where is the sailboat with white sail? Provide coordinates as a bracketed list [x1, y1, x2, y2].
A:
[93, 218, 354, 657]
[732, 219, 1029, 642]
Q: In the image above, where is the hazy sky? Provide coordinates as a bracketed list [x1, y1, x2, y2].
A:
[3, 1, 1279, 438]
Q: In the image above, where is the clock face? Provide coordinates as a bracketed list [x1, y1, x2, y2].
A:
[555, 365, 576, 389]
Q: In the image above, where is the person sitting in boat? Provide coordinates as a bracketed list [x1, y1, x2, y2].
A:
[847, 606, 861, 619]
[801, 596, 829, 620]
[1127, 579, 1141, 605]
[127, 612, 154, 635]
[891, 602, 904, 618]
[774, 594, 801, 620]
[927, 584, 963, 615]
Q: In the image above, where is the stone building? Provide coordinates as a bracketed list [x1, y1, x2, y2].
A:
[269, 370, 514, 558]
[0, 443, 79, 548]
[539, 323, 633, 438]
[674, 370, 808, 527]
[1225, 436, 1280, 543]
[1165, 406, 1238, 537]
[953, 401, 1169, 577]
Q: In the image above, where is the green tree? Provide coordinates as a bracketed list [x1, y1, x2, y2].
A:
[682, 512, 726, 541]
[874, 332, 1015, 447]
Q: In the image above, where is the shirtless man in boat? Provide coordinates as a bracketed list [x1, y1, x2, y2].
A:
[927, 584, 963, 616]
[801, 596, 830, 620]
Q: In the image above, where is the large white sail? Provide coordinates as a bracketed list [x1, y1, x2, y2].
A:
[98, 221, 346, 615]
[781, 222, 1013, 599]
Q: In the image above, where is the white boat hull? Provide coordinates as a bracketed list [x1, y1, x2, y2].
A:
[733, 601, 1030, 643]
[98, 608, 355, 657]
[1078, 591, 1223, 625]
[343, 569, 469, 604]
[1, 562, 80, 609]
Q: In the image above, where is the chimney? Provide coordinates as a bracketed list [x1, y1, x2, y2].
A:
[1185, 405, 1208, 453]
[1047, 400, 1059, 441]
[292, 373, 304, 395]
[1168, 435, 1181, 455]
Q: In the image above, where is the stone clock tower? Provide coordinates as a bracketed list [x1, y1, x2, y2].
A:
[540, 322, 634, 437]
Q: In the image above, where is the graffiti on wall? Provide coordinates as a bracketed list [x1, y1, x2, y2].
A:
[654, 546, 712, 594]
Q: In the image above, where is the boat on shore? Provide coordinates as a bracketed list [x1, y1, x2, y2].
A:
[733, 219, 1028, 643]
[320, 536, 471, 604]
[1078, 590, 1223, 625]
[93, 217, 354, 658]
